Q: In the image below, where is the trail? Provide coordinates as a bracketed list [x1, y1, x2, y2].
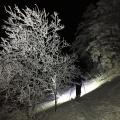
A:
[35, 79, 105, 112]
[36, 76, 120, 120]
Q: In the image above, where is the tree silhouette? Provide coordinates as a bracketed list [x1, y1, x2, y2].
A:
[72, 0, 120, 77]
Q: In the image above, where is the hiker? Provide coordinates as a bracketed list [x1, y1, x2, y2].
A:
[75, 76, 85, 98]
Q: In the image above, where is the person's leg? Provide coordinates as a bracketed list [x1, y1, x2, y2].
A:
[79, 85, 82, 97]
[76, 85, 80, 98]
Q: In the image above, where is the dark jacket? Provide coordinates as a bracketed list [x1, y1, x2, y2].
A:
[74, 76, 85, 86]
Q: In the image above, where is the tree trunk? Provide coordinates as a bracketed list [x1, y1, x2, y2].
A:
[54, 91, 57, 112]
[27, 85, 32, 118]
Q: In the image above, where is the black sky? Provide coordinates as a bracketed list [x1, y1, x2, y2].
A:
[0, 0, 99, 43]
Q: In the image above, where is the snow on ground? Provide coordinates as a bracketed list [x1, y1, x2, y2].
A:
[35, 76, 120, 120]
[35, 69, 120, 113]
[35, 79, 105, 112]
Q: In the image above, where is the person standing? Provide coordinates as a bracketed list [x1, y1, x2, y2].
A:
[75, 76, 85, 99]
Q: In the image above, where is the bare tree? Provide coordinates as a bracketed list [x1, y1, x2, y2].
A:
[0, 5, 80, 114]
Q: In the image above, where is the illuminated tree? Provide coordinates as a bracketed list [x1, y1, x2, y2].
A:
[0, 5, 80, 114]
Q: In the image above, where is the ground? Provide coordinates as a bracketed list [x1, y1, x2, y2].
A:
[35, 76, 120, 120]
[0, 75, 120, 120]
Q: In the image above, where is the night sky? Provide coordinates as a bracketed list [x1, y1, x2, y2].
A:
[0, 0, 99, 43]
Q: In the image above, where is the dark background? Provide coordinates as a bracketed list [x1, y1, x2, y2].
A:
[0, 0, 99, 43]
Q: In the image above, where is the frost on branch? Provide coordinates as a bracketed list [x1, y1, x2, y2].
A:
[0, 5, 80, 112]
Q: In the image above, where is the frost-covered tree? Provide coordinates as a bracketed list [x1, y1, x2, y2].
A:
[86, 0, 120, 70]
[72, 0, 120, 76]
[0, 5, 80, 113]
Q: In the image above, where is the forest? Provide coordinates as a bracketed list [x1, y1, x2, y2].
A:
[0, 0, 120, 120]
